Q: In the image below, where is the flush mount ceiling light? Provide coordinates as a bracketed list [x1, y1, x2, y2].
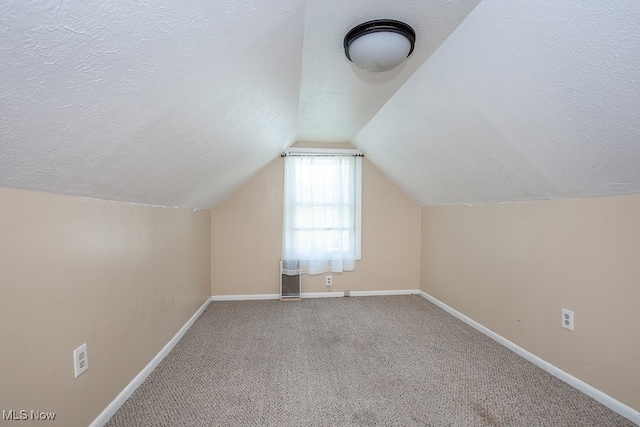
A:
[344, 19, 416, 73]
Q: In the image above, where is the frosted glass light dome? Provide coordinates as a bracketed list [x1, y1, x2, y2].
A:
[344, 20, 416, 73]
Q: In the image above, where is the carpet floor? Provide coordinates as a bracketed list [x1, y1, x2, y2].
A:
[106, 295, 635, 426]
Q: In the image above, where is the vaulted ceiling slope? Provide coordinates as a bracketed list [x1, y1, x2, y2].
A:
[1, 1, 639, 209]
[296, 0, 481, 142]
[354, 0, 640, 206]
[0, 0, 305, 208]
[0, 0, 478, 209]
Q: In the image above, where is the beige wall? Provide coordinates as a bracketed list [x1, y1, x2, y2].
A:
[3, 167, 638, 423]
[211, 156, 284, 296]
[0, 188, 211, 427]
[420, 195, 640, 411]
[211, 154, 421, 295]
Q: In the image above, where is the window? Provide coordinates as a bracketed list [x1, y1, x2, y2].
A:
[282, 154, 362, 275]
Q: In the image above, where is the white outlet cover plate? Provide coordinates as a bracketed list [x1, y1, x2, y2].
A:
[561, 309, 574, 331]
[74, 343, 89, 378]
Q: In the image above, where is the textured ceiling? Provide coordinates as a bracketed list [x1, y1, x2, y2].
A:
[1, 0, 639, 209]
[296, 0, 481, 142]
[0, 0, 305, 208]
[354, 0, 640, 205]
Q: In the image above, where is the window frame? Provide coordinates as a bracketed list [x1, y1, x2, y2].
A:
[282, 149, 362, 262]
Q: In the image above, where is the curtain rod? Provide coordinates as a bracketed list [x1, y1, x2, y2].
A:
[281, 148, 364, 157]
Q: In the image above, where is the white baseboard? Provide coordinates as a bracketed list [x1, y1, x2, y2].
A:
[302, 292, 345, 298]
[212, 289, 421, 301]
[90, 297, 212, 427]
[350, 289, 419, 297]
[418, 291, 640, 425]
[212, 293, 280, 301]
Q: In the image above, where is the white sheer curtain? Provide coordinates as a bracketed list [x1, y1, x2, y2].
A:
[282, 155, 361, 275]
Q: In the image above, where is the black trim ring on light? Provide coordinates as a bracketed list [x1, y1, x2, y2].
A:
[343, 19, 416, 62]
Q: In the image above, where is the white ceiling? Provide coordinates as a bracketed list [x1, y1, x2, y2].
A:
[1, 0, 639, 209]
[0, 0, 306, 208]
[296, 0, 481, 142]
[355, 0, 640, 206]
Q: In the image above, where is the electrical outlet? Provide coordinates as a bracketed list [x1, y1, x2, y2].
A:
[74, 343, 89, 378]
[325, 275, 332, 286]
[561, 309, 574, 331]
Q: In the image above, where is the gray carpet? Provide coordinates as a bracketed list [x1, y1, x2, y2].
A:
[106, 295, 635, 426]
